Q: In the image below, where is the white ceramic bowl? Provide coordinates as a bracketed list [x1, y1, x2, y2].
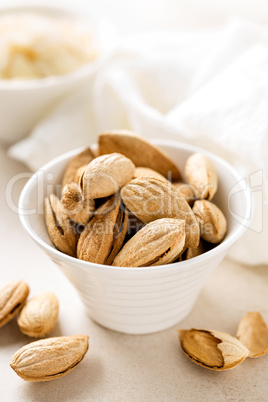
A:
[0, 2, 114, 144]
[19, 140, 251, 334]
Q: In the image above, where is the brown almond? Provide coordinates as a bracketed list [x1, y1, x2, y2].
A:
[185, 153, 218, 200]
[0, 280, 29, 328]
[77, 196, 128, 265]
[83, 153, 135, 200]
[62, 182, 94, 226]
[112, 218, 186, 267]
[10, 335, 89, 382]
[99, 130, 182, 180]
[121, 177, 199, 248]
[193, 200, 227, 244]
[44, 194, 77, 257]
[18, 292, 59, 338]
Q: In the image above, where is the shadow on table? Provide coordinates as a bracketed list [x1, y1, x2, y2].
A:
[0, 316, 64, 348]
[0, 319, 29, 347]
[19, 354, 103, 401]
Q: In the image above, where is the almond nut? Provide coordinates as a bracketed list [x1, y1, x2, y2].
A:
[83, 152, 135, 199]
[0, 280, 29, 328]
[44, 194, 77, 257]
[193, 200, 227, 244]
[18, 292, 59, 338]
[121, 177, 199, 248]
[10, 335, 89, 382]
[112, 218, 186, 267]
[99, 130, 182, 180]
[185, 153, 218, 200]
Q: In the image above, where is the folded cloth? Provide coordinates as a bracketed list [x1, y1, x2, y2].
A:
[9, 18, 268, 265]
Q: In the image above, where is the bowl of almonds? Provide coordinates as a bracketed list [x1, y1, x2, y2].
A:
[19, 131, 251, 334]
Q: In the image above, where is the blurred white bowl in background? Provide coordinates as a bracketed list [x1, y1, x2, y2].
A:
[0, 3, 115, 144]
[18, 140, 251, 334]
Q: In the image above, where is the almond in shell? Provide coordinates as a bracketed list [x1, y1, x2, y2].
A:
[112, 218, 186, 267]
[44, 194, 77, 257]
[185, 153, 218, 200]
[0, 280, 29, 328]
[10, 335, 89, 382]
[77, 195, 128, 265]
[99, 130, 182, 180]
[193, 200, 227, 244]
[83, 152, 135, 200]
[17, 292, 59, 338]
[121, 177, 199, 248]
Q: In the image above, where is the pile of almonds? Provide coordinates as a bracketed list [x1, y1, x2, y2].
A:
[44, 131, 227, 266]
[0, 280, 88, 382]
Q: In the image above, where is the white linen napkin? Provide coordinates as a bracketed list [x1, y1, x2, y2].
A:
[9, 18, 268, 265]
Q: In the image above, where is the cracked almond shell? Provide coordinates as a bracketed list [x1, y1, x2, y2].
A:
[62, 182, 94, 226]
[99, 130, 182, 180]
[17, 292, 59, 338]
[82, 152, 135, 199]
[77, 195, 128, 265]
[112, 218, 186, 267]
[185, 153, 218, 200]
[121, 177, 199, 248]
[237, 312, 268, 358]
[178, 328, 249, 371]
[193, 200, 227, 244]
[10, 335, 89, 382]
[44, 194, 77, 257]
[0, 280, 29, 328]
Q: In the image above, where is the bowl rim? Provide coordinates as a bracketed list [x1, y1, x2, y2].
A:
[0, 3, 109, 91]
[19, 139, 252, 272]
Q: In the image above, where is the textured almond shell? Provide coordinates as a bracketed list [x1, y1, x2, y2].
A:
[44, 194, 77, 257]
[77, 196, 123, 264]
[106, 207, 129, 265]
[185, 153, 218, 200]
[121, 177, 199, 248]
[99, 130, 182, 180]
[62, 148, 95, 188]
[83, 153, 135, 199]
[193, 200, 227, 244]
[112, 218, 186, 267]
[178, 328, 249, 371]
[18, 292, 59, 338]
[237, 312, 268, 358]
[0, 281, 29, 328]
[61, 182, 95, 226]
[10, 335, 89, 382]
